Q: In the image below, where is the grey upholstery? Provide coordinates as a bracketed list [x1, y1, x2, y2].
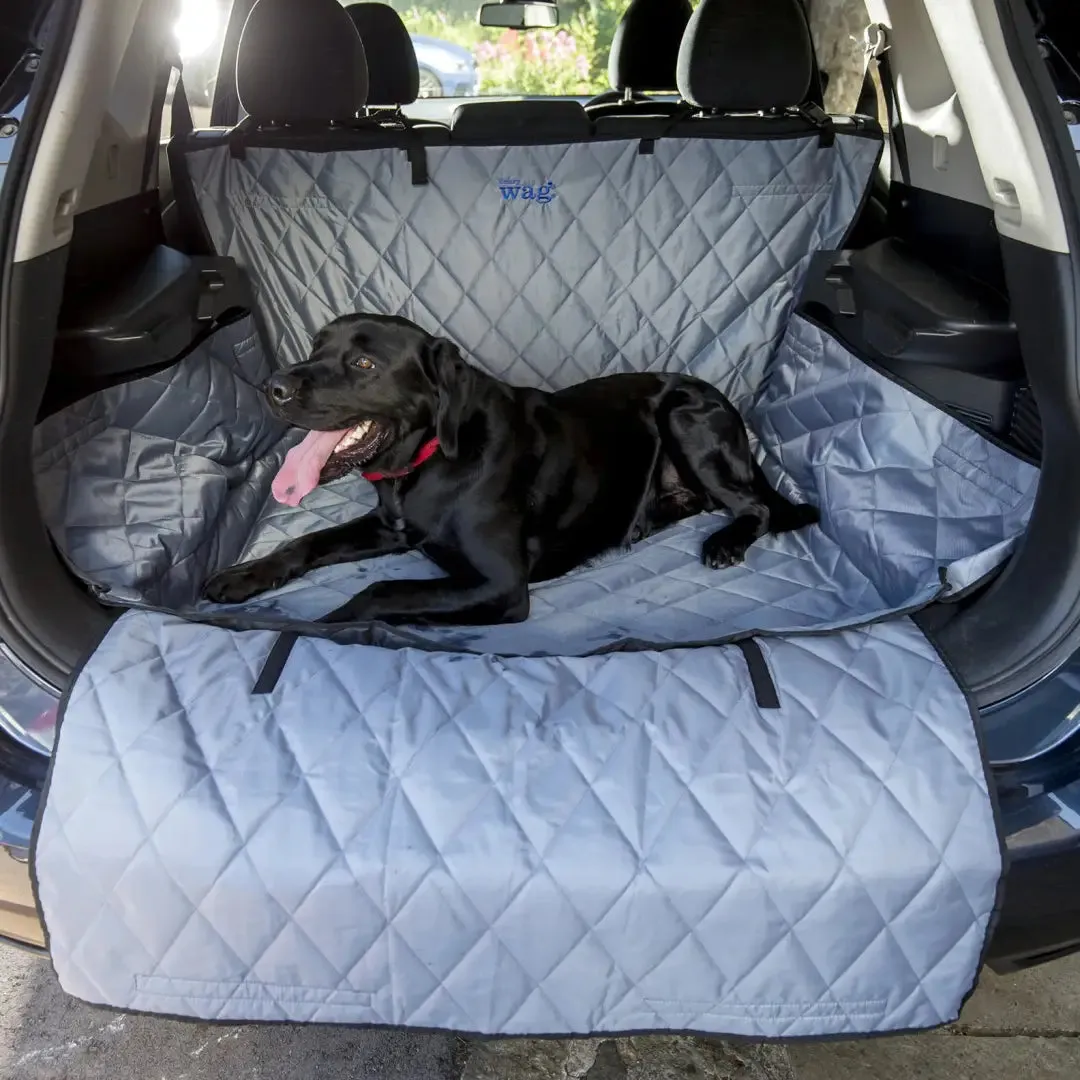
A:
[185, 133, 880, 396]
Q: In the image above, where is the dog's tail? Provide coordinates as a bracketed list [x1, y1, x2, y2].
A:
[752, 460, 820, 535]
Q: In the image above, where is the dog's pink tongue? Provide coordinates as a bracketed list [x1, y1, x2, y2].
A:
[272, 428, 349, 506]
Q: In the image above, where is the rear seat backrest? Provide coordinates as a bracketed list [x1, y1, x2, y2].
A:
[178, 0, 881, 405]
[450, 100, 591, 143]
[167, 0, 372, 255]
[595, 0, 830, 140]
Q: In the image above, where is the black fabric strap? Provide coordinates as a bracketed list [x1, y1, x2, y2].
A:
[797, 102, 835, 148]
[226, 116, 257, 161]
[641, 103, 698, 152]
[863, 25, 909, 186]
[251, 583, 369, 693]
[171, 65, 194, 139]
[735, 639, 781, 710]
[876, 49, 909, 185]
[252, 631, 300, 694]
[252, 628, 781, 704]
[399, 117, 429, 185]
[406, 142, 428, 185]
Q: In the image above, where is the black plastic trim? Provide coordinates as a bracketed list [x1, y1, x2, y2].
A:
[795, 304, 1038, 465]
[986, 834, 1080, 971]
[888, 183, 1008, 296]
[0, 724, 47, 788]
[63, 190, 164, 291]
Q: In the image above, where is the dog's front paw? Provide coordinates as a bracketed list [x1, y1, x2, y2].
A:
[701, 530, 748, 570]
[202, 562, 287, 604]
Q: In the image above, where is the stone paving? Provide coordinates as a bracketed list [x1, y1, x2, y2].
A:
[3, 949, 1080, 1080]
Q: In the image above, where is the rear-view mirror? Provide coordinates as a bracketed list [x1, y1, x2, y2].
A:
[478, 2, 559, 29]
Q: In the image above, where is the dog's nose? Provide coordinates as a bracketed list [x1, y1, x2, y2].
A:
[266, 373, 299, 406]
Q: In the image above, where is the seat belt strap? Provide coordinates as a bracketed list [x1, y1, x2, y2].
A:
[862, 23, 910, 186]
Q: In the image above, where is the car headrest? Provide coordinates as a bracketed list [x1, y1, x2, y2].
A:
[676, 0, 814, 112]
[237, 0, 368, 123]
[608, 0, 693, 93]
[345, 3, 420, 107]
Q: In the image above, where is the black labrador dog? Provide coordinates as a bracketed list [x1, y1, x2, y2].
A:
[203, 314, 819, 624]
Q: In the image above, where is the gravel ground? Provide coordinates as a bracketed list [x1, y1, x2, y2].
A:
[5, 948, 1080, 1080]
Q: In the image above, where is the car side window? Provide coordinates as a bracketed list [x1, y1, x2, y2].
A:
[160, 0, 232, 139]
[808, 0, 871, 115]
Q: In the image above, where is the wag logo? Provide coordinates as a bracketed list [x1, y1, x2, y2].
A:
[497, 178, 557, 205]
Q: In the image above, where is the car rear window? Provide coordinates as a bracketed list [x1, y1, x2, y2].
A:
[164, 0, 871, 126]
[379, 1, 617, 99]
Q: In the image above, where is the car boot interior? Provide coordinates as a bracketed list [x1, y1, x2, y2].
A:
[15, 0, 1080, 1034]
[0, 0, 1077, 708]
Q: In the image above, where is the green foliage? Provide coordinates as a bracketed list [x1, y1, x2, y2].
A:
[474, 19, 597, 95]
[391, 1, 626, 97]
[560, 0, 623, 84]
[396, 6, 492, 50]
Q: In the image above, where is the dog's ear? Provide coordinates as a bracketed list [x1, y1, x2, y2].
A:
[420, 337, 473, 460]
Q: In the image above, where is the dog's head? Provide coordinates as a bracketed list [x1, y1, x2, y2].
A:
[265, 314, 475, 493]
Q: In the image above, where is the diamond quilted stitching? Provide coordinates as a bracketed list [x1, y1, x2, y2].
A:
[188, 137, 877, 395]
[44, 139, 1035, 653]
[36, 612, 1002, 1035]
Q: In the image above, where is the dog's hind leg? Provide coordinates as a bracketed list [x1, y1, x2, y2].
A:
[750, 459, 820, 535]
[662, 385, 818, 568]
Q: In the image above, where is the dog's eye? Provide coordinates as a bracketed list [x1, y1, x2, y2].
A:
[349, 357, 375, 370]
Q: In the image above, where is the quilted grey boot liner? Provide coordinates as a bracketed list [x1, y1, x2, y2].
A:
[32, 312, 1030, 1034]
[33, 315, 1038, 650]
[35, 612, 1000, 1034]
[30, 131, 1036, 1033]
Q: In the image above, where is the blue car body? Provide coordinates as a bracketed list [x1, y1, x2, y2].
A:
[410, 33, 477, 98]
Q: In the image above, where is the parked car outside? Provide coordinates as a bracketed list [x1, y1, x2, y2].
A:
[411, 33, 477, 98]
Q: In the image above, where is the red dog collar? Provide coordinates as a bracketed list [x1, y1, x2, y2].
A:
[362, 437, 441, 482]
